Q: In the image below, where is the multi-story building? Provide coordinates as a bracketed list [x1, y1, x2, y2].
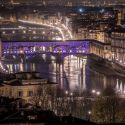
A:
[110, 27, 125, 65]
[0, 72, 57, 103]
[89, 40, 112, 60]
[75, 28, 110, 43]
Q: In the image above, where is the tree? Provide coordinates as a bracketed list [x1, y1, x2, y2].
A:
[30, 85, 54, 110]
[91, 86, 125, 123]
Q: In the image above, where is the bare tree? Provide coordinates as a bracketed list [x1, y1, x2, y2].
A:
[91, 86, 125, 123]
[30, 85, 54, 110]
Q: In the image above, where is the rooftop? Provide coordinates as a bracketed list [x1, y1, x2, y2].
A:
[110, 26, 125, 33]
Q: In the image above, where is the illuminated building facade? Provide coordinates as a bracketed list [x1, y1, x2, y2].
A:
[110, 28, 125, 65]
[0, 72, 57, 103]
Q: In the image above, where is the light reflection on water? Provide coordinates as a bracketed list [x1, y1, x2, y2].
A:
[3, 54, 125, 119]
[4, 54, 125, 95]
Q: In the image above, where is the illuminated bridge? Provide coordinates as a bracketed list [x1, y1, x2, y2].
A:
[2, 40, 90, 56]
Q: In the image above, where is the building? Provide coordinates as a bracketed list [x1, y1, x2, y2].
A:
[89, 40, 112, 60]
[0, 72, 57, 103]
[110, 27, 125, 65]
[75, 29, 110, 43]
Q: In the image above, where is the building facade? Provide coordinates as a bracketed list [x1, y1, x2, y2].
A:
[0, 72, 57, 103]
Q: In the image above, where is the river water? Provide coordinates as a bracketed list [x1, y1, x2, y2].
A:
[3, 54, 125, 119]
[4, 54, 125, 97]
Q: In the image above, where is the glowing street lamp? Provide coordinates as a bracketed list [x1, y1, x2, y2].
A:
[12, 31, 15, 34]
[92, 89, 96, 94]
[96, 91, 101, 96]
[120, 60, 122, 63]
[92, 89, 101, 96]
[70, 92, 73, 96]
[23, 30, 26, 34]
[2, 31, 6, 34]
[88, 111, 92, 115]
[65, 90, 68, 95]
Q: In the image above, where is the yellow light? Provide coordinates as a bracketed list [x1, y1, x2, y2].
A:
[18, 19, 65, 41]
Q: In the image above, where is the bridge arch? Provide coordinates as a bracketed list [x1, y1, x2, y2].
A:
[53, 45, 69, 53]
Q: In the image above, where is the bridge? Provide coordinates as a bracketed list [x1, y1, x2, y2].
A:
[2, 40, 90, 56]
[0, 39, 113, 74]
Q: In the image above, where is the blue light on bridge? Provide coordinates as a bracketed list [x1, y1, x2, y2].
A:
[2, 41, 90, 55]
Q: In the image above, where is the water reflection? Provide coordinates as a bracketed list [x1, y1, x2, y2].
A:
[4, 54, 125, 96]
[5, 55, 87, 94]
[4, 54, 125, 119]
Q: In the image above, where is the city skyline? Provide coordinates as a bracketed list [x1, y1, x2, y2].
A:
[0, 0, 125, 124]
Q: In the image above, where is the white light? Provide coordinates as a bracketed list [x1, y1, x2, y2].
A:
[88, 111, 92, 115]
[83, 50, 85, 53]
[62, 24, 73, 39]
[78, 8, 84, 13]
[13, 55, 16, 59]
[2, 31, 6, 34]
[70, 93, 73, 96]
[18, 19, 65, 41]
[65, 90, 68, 95]
[55, 36, 62, 40]
[92, 90, 96, 93]
[18, 26, 26, 29]
[42, 54, 46, 60]
[42, 46, 45, 51]
[96, 91, 101, 96]
[23, 30, 26, 34]
[120, 60, 122, 63]
[12, 31, 15, 34]
[20, 50, 23, 54]
[33, 31, 36, 34]
[33, 10, 37, 13]
[42, 31, 45, 34]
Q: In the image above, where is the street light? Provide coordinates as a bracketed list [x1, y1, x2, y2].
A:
[120, 60, 122, 63]
[70, 92, 73, 96]
[92, 89, 101, 96]
[65, 90, 68, 95]
[88, 111, 92, 115]
[92, 89, 96, 94]
[33, 31, 36, 34]
[12, 31, 15, 34]
[96, 91, 101, 96]
[88, 110, 92, 121]
[2, 31, 5, 34]
[23, 30, 26, 34]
